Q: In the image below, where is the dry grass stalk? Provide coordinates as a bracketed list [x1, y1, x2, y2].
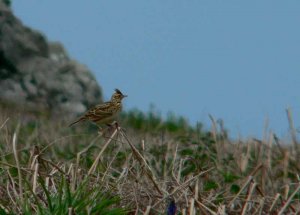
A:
[209, 115, 223, 167]
[229, 176, 253, 207]
[6, 182, 18, 212]
[195, 199, 217, 215]
[171, 143, 179, 177]
[286, 107, 299, 156]
[283, 184, 289, 200]
[266, 132, 273, 170]
[120, 129, 163, 195]
[88, 128, 118, 175]
[283, 151, 289, 179]
[240, 142, 251, 173]
[269, 193, 280, 212]
[143, 206, 151, 215]
[32, 162, 39, 193]
[209, 114, 217, 144]
[12, 126, 23, 202]
[278, 183, 300, 214]
[194, 178, 199, 200]
[153, 167, 214, 208]
[68, 207, 73, 215]
[0, 118, 9, 130]
[217, 204, 226, 215]
[177, 158, 183, 182]
[241, 182, 257, 215]
[189, 198, 195, 215]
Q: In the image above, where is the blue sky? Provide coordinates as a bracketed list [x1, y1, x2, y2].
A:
[13, 1, 300, 138]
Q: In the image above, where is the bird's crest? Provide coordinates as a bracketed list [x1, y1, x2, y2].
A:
[115, 88, 123, 95]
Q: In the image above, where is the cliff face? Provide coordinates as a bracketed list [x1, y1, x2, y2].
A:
[0, 1, 102, 115]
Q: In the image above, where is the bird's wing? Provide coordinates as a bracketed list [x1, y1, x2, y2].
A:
[85, 102, 114, 118]
[69, 102, 115, 126]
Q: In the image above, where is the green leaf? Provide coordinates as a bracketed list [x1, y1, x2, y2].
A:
[223, 172, 240, 183]
[230, 184, 240, 194]
[204, 181, 218, 191]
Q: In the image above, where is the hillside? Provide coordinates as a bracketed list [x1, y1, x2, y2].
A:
[0, 1, 102, 115]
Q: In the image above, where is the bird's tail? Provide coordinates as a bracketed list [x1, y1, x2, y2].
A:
[68, 117, 84, 127]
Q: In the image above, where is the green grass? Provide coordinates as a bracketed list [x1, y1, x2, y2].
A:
[0, 102, 300, 214]
[120, 106, 195, 134]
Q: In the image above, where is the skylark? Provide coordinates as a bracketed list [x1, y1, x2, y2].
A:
[69, 89, 127, 128]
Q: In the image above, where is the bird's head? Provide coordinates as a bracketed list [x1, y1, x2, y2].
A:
[111, 89, 127, 102]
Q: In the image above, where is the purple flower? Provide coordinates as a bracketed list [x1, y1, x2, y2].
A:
[167, 199, 177, 215]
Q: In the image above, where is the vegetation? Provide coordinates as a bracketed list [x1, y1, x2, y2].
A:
[0, 102, 300, 214]
[121, 106, 194, 134]
[3, 0, 11, 7]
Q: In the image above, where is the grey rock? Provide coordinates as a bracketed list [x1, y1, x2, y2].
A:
[0, 1, 103, 115]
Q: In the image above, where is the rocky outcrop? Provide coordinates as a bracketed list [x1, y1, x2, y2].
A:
[0, 1, 102, 115]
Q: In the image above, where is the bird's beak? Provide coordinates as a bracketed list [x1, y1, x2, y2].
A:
[123, 95, 128, 98]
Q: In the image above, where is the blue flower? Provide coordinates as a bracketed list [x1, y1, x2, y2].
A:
[167, 199, 177, 215]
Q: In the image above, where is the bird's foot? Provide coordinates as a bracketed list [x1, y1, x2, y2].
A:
[106, 121, 120, 131]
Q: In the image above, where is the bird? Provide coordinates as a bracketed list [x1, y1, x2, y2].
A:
[69, 89, 127, 128]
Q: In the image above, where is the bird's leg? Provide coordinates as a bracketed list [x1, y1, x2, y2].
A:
[112, 121, 122, 132]
[102, 122, 115, 137]
[97, 126, 104, 136]
[112, 121, 126, 133]
[114, 121, 119, 130]
[106, 121, 120, 130]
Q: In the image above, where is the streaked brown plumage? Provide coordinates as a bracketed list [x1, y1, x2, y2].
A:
[69, 89, 127, 127]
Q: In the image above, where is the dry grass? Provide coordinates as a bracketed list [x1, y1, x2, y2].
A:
[0, 104, 300, 214]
